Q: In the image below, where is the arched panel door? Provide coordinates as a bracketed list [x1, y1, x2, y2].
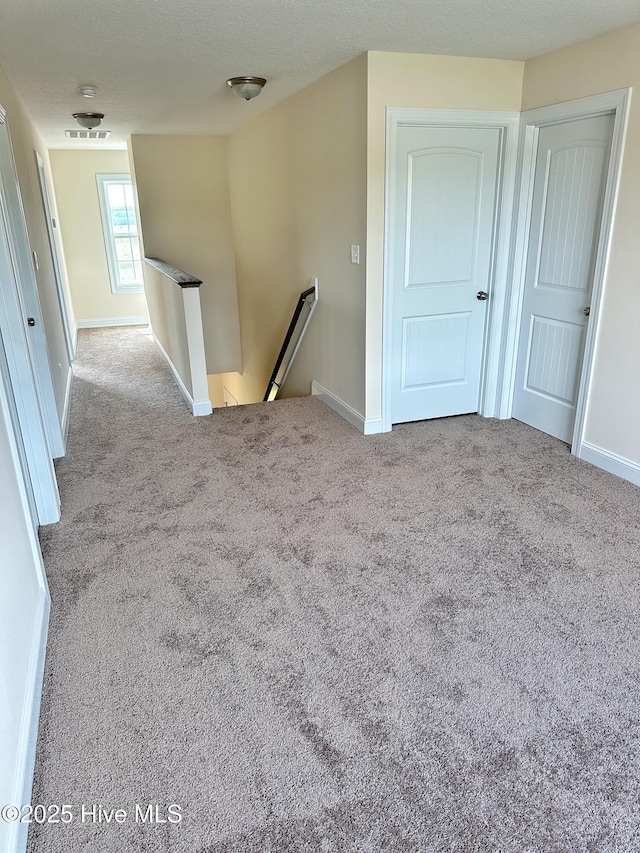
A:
[390, 126, 501, 424]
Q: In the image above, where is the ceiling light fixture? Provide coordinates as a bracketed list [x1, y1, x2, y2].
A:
[226, 76, 267, 101]
[78, 85, 97, 98]
[72, 112, 104, 129]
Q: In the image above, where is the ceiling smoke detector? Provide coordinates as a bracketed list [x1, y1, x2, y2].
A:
[78, 85, 97, 98]
[72, 112, 104, 129]
[226, 76, 267, 100]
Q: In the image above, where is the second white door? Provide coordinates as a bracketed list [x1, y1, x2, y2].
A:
[390, 125, 501, 424]
[512, 113, 614, 443]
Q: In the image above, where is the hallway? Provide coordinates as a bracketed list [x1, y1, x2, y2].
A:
[29, 326, 640, 852]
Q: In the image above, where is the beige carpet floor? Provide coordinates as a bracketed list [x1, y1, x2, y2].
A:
[29, 326, 640, 852]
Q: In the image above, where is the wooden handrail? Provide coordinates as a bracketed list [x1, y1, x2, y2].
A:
[144, 256, 202, 288]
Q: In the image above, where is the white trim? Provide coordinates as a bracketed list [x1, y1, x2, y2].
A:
[382, 108, 520, 431]
[152, 332, 212, 416]
[0, 116, 65, 460]
[519, 89, 633, 126]
[363, 418, 384, 436]
[191, 399, 213, 416]
[0, 332, 37, 527]
[570, 90, 632, 453]
[479, 117, 521, 419]
[502, 88, 632, 453]
[14, 588, 50, 853]
[76, 316, 148, 329]
[578, 441, 640, 488]
[34, 150, 75, 362]
[311, 380, 369, 433]
[0, 117, 60, 526]
[498, 124, 539, 417]
[182, 288, 210, 410]
[62, 363, 72, 445]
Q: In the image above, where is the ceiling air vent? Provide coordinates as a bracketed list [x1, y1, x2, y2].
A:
[65, 129, 111, 140]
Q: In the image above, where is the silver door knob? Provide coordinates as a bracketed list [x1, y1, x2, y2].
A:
[476, 291, 488, 301]
[583, 307, 590, 316]
[27, 317, 36, 327]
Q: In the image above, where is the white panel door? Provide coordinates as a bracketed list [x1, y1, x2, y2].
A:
[512, 114, 614, 443]
[390, 126, 501, 424]
[0, 116, 65, 459]
[0, 168, 60, 525]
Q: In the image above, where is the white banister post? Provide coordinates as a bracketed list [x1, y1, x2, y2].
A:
[143, 257, 213, 417]
[182, 287, 212, 416]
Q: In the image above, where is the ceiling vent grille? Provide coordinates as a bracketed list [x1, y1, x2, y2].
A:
[65, 129, 111, 140]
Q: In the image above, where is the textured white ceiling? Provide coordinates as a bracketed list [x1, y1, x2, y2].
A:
[0, 0, 638, 148]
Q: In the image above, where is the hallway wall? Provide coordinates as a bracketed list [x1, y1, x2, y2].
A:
[222, 54, 368, 411]
[129, 134, 241, 376]
[49, 148, 148, 326]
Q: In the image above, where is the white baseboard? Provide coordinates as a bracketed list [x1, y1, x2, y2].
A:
[61, 364, 72, 449]
[311, 381, 384, 434]
[152, 333, 212, 417]
[192, 399, 213, 417]
[13, 588, 50, 853]
[75, 316, 148, 329]
[363, 418, 385, 435]
[578, 441, 640, 488]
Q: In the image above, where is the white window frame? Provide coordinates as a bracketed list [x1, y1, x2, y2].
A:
[96, 173, 144, 295]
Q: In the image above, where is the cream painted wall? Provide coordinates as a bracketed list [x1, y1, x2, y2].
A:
[129, 135, 241, 375]
[143, 263, 192, 394]
[223, 54, 368, 410]
[49, 149, 148, 324]
[365, 52, 525, 421]
[222, 106, 297, 405]
[522, 24, 640, 465]
[0, 63, 73, 423]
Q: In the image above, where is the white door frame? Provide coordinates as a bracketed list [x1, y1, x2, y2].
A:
[0, 107, 65, 460]
[0, 104, 60, 525]
[501, 88, 632, 455]
[382, 108, 520, 432]
[34, 150, 75, 362]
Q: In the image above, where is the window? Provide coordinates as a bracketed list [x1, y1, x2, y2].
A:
[96, 174, 144, 294]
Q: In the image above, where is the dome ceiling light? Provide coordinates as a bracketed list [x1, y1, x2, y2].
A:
[72, 112, 105, 129]
[226, 76, 267, 101]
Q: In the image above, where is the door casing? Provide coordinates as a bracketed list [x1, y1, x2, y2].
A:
[502, 89, 632, 456]
[382, 94, 631, 448]
[382, 108, 520, 432]
[0, 107, 66, 460]
[0, 103, 60, 524]
[34, 150, 75, 363]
